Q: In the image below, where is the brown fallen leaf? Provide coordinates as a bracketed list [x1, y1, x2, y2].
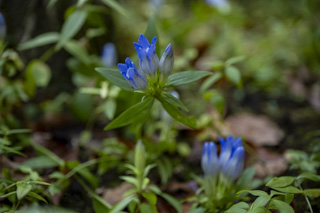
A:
[254, 148, 288, 178]
[226, 113, 284, 146]
[102, 182, 134, 205]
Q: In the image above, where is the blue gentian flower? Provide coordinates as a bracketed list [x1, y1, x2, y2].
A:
[201, 136, 245, 180]
[134, 34, 159, 75]
[201, 142, 219, 177]
[101, 42, 117, 67]
[159, 44, 174, 76]
[218, 136, 245, 180]
[118, 58, 147, 90]
[118, 34, 174, 90]
[0, 13, 6, 39]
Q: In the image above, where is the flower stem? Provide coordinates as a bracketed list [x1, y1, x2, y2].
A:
[298, 184, 313, 213]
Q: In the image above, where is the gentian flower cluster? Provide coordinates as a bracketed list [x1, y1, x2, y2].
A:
[201, 136, 245, 181]
[118, 34, 174, 90]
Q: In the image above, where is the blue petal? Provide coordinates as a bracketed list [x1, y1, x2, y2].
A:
[233, 137, 242, 147]
[138, 34, 150, 48]
[127, 68, 137, 88]
[134, 42, 142, 52]
[208, 142, 219, 176]
[219, 136, 233, 170]
[151, 37, 157, 46]
[125, 57, 133, 67]
[137, 49, 147, 60]
[159, 43, 174, 76]
[201, 143, 210, 176]
[118, 63, 128, 77]
[201, 142, 219, 177]
[224, 147, 245, 180]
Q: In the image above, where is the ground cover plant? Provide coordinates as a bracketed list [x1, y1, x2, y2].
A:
[0, 0, 320, 212]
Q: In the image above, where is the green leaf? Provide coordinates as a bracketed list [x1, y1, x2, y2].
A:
[31, 143, 65, 167]
[297, 172, 320, 182]
[266, 177, 296, 188]
[206, 60, 224, 70]
[86, 28, 106, 39]
[47, 0, 58, 9]
[64, 40, 91, 64]
[31, 180, 50, 186]
[304, 188, 320, 198]
[270, 190, 285, 197]
[203, 89, 225, 114]
[251, 195, 271, 208]
[57, 10, 87, 49]
[120, 176, 138, 188]
[16, 182, 32, 200]
[199, 72, 222, 93]
[49, 171, 65, 179]
[160, 91, 188, 112]
[158, 193, 182, 213]
[139, 203, 157, 213]
[142, 192, 157, 205]
[109, 196, 136, 213]
[245, 190, 268, 197]
[18, 32, 59, 51]
[100, 0, 128, 17]
[67, 161, 98, 188]
[157, 157, 173, 185]
[187, 208, 206, 213]
[247, 207, 265, 213]
[22, 155, 59, 169]
[5, 129, 32, 135]
[92, 193, 111, 213]
[236, 167, 256, 190]
[25, 60, 51, 96]
[160, 99, 197, 128]
[143, 164, 156, 177]
[49, 184, 62, 196]
[166, 71, 211, 87]
[226, 202, 249, 213]
[17, 205, 77, 213]
[0, 191, 16, 199]
[105, 97, 154, 130]
[77, 0, 88, 7]
[225, 66, 241, 86]
[142, 178, 150, 189]
[0, 146, 25, 156]
[26, 191, 48, 203]
[144, 16, 158, 40]
[96, 67, 134, 91]
[123, 188, 137, 197]
[226, 56, 246, 66]
[104, 99, 116, 120]
[272, 186, 302, 194]
[284, 193, 294, 203]
[269, 199, 294, 213]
